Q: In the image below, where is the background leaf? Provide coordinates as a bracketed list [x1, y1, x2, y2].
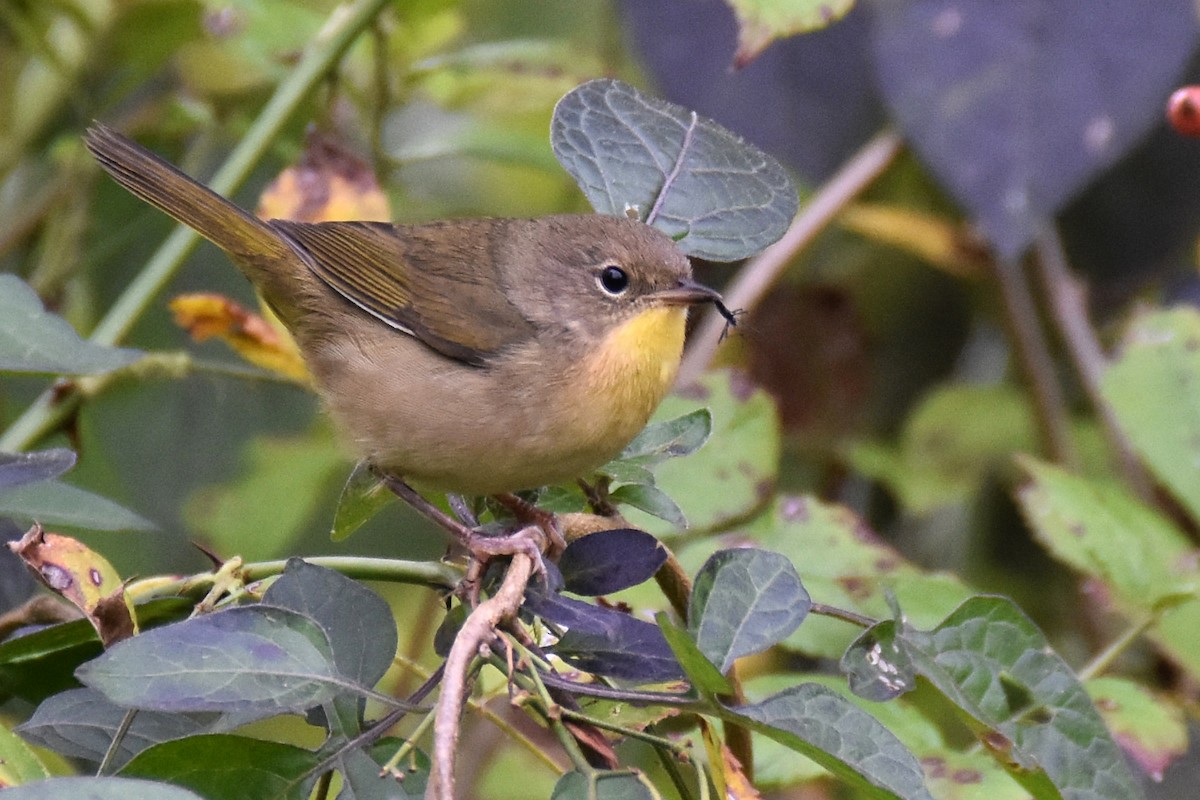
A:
[1086, 677, 1187, 782]
[551, 78, 798, 260]
[551, 770, 661, 800]
[0, 449, 76, 490]
[724, 0, 857, 67]
[0, 275, 143, 375]
[0, 719, 50, 787]
[1101, 307, 1200, 526]
[0, 479, 155, 531]
[1016, 457, 1200, 682]
[631, 370, 780, 537]
[871, 0, 1198, 259]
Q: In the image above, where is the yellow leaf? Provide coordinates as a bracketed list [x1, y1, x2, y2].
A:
[169, 293, 309, 383]
[256, 129, 391, 223]
[840, 202, 986, 278]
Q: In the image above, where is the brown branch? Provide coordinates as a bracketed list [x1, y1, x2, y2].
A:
[428, 551, 536, 800]
[678, 129, 904, 384]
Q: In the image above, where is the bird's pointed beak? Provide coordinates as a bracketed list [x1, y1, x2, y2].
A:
[653, 279, 738, 327]
[652, 278, 724, 307]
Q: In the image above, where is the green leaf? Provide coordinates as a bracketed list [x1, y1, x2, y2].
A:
[655, 611, 732, 696]
[0, 719, 51, 786]
[616, 408, 712, 463]
[0, 448, 76, 489]
[743, 673, 971, 791]
[896, 596, 1143, 800]
[263, 559, 398, 688]
[330, 461, 394, 542]
[633, 370, 780, 537]
[1015, 457, 1200, 680]
[729, 682, 934, 800]
[184, 431, 344, 560]
[0, 776, 205, 799]
[689, 548, 809, 673]
[76, 605, 353, 714]
[551, 79, 798, 261]
[551, 769, 661, 800]
[120, 734, 318, 800]
[608, 483, 685, 528]
[1016, 457, 1195, 606]
[16, 688, 210, 770]
[1101, 307, 1200, 525]
[0, 479, 155, 531]
[679, 495, 972, 659]
[725, 0, 857, 67]
[0, 275, 143, 375]
[1086, 677, 1187, 782]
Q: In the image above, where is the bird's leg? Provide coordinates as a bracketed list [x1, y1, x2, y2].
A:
[493, 493, 567, 559]
[375, 472, 550, 580]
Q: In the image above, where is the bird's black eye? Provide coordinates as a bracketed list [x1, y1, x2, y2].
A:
[598, 265, 630, 296]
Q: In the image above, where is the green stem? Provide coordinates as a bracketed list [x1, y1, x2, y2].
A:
[0, 0, 392, 453]
[1077, 614, 1157, 682]
[510, 641, 595, 774]
[126, 555, 461, 603]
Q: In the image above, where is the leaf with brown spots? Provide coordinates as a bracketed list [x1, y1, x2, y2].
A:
[7, 525, 135, 646]
[1087, 677, 1187, 781]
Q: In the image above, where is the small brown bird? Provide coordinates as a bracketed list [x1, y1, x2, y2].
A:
[84, 125, 732, 500]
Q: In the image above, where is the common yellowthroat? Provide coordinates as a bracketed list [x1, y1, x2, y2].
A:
[84, 124, 732, 496]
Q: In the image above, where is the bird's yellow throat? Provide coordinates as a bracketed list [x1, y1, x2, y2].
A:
[582, 305, 688, 426]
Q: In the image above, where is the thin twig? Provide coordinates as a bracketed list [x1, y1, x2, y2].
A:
[96, 709, 137, 776]
[1077, 614, 1157, 682]
[1032, 223, 1153, 498]
[809, 602, 877, 629]
[0, 0, 395, 453]
[991, 255, 1079, 467]
[428, 552, 535, 800]
[678, 129, 904, 384]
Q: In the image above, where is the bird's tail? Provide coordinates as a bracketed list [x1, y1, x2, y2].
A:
[84, 124, 292, 270]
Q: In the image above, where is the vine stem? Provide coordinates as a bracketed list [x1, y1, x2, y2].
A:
[124, 555, 461, 603]
[0, 0, 393, 453]
[677, 128, 903, 385]
[1031, 223, 1153, 498]
[990, 254, 1079, 467]
[1076, 614, 1157, 682]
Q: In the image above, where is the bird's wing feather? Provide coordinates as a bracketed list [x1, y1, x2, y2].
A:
[271, 219, 535, 366]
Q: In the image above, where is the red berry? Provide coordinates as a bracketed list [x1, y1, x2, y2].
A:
[1168, 86, 1200, 137]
